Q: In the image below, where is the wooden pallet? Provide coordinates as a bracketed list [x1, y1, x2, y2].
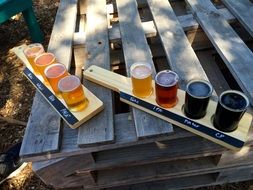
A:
[18, 0, 253, 189]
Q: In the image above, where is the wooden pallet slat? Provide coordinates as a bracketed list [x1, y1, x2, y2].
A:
[21, 113, 191, 162]
[74, 7, 235, 46]
[115, 0, 174, 139]
[222, 0, 253, 37]
[19, 0, 78, 157]
[77, 0, 115, 147]
[146, 0, 209, 90]
[186, 0, 253, 106]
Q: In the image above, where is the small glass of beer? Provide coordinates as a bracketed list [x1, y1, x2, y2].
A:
[44, 63, 68, 97]
[130, 62, 153, 98]
[23, 43, 45, 74]
[184, 79, 213, 119]
[34, 52, 56, 82]
[58, 75, 88, 112]
[155, 70, 179, 108]
[213, 90, 249, 132]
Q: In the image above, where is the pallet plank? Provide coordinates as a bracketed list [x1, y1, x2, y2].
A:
[222, 0, 253, 37]
[116, 0, 173, 139]
[186, 0, 253, 105]
[21, 112, 192, 162]
[95, 157, 215, 188]
[77, 0, 115, 147]
[20, 0, 78, 157]
[74, 8, 235, 46]
[147, 0, 209, 90]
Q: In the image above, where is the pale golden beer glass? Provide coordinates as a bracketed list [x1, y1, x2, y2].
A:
[58, 75, 88, 112]
[34, 53, 56, 83]
[130, 62, 153, 98]
[23, 43, 45, 74]
[44, 63, 68, 97]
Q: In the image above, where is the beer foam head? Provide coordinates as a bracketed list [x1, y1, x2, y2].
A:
[24, 43, 44, 58]
[44, 63, 67, 78]
[220, 90, 249, 111]
[155, 70, 179, 87]
[35, 53, 55, 66]
[130, 62, 152, 79]
[58, 75, 81, 92]
[187, 80, 213, 98]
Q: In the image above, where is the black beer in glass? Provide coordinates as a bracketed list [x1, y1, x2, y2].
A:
[184, 79, 213, 119]
[213, 90, 249, 132]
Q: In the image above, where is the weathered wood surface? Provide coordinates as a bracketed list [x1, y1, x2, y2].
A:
[222, 0, 253, 37]
[116, 0, 173, 139]
[77, 0, 115, 147]
[88, 161, 253, 189]
[20, 0, 78, 157]
[147, 0, 209, 90]
[74, 7, 235, 46]
[107, 166, 253, 190]
[34, 154, 95, 189]
[186, 0, 253, 105]
[24, 113, 192, 162]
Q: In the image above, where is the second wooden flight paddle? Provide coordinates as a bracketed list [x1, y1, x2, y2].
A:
[84, 65, 252, 150]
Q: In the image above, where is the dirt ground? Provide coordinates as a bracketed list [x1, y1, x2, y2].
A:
[0, 0, 58, 189]
[0, 0, 253, 189]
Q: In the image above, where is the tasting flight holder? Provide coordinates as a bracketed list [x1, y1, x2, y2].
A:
[12, 45, 104, 129]
[84, 65, 252, 151]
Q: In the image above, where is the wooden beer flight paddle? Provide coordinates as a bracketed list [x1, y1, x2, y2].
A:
[12, 45, 104, 129]
[84, 65, 252, 151]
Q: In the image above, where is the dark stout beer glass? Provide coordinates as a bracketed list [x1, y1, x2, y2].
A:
[184, 79, 213, 119]
[155, 70, 179, 108]
[213, 90, 249, 132]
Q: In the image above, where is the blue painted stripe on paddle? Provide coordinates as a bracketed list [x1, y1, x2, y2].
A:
[24, 67, 79, 125]
[120, 91, 244, 148]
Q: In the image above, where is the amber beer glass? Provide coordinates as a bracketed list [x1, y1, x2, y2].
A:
[23, 43, 45, 74]
[44, 63, 68, 97]
[58, 75, 88, 112]
[130, 62, 153, 98]
[34, 53, 56, 82]
[155, 70, 179, 108]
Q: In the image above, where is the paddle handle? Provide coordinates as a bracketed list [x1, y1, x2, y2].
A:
[83, 65, 131, 93]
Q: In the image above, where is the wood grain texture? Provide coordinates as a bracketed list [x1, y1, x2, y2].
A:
[77, 0, 115, 147]
[87, 159, 253, 189]
[33, 154, 95, 189]
[186, 0, 253, 105]
[21, 113, 192, 162]
[73, 7, 235, 45]
[19, 0, 78, 157]
[95, 157, 215, 188]
[116, 0, 173, 139]
[147, 0, 209, 90]
[222, 0, 253, 37]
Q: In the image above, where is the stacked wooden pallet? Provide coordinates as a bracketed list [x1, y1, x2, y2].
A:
[19, 0, 253, 189]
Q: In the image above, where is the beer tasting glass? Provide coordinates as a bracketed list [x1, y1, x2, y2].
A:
[130, 62, 153, 98]
[58, 75, 88, 112]
[44, 63, 68, 97]
[155, 70, 179, 108]
[184, 79, 213, 119]
[34, 52, 56, 82]
[213, 90, 249, 132]
[23, 43, 45, 74]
